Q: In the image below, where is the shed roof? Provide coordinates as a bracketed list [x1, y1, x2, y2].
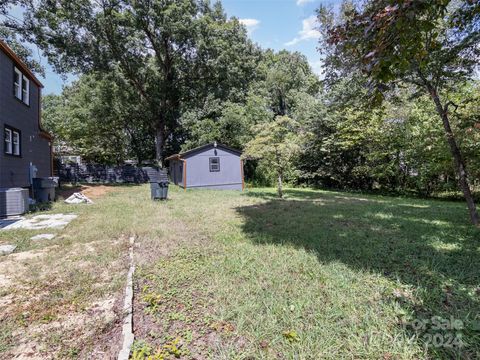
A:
[0, 40, 44, 88]
[165, 142, 242, 161]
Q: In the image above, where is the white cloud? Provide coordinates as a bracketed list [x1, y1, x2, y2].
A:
[285, 15, 320, 46]
[309, 60, 323, 76]
[296, 0, 314, 5]
[239, 18, 260, 35]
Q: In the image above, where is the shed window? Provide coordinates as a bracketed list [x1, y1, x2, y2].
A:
[209, 157, 220, 172]
[4, 126, 21, 156]
[13, 67, 30, 105]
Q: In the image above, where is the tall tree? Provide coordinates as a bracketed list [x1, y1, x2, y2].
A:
[318, 0, 480, 225]
[244, 116, 301, 198]
[180, 89, 274, 151]
[42, 72, 155, 164]
[262, 50, 319, 116]
[20, 0, 258, 164]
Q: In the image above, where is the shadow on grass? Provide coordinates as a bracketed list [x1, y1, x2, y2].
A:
[237, 189, 480, 358]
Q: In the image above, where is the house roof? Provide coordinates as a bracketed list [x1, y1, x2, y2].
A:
[165, 142, 242, 161]
[0, 40, 44, 88]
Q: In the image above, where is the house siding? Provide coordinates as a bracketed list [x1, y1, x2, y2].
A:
[0, 49, 51, 188]
[183, 147, 243, 190]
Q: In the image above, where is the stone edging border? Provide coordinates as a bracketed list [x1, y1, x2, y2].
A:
[118, 236, 135, 360]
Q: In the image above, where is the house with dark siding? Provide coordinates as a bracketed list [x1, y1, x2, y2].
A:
[0, 40, 53, 215]
[166, 142, 244, 190]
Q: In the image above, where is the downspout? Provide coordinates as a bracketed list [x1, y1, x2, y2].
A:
[50, 142, 53, 177]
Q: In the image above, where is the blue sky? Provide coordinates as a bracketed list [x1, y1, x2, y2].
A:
[10, 0, 338, 95]
[224, 0, 329, 74]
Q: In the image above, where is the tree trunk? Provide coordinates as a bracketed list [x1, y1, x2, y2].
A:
[155, 121, 165, 167]
[429, 87, 479, 226]
[280, 94, 286, 116]
[277, 170, 283, 198]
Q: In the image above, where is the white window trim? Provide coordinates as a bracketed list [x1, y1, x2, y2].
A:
[14, 67, 30, 105]
[12, 131, 20, 155]
[4, 127, 21, 156]
[22, 76, 30, 105]
[14, 67, 22, 100]
[4, 128, 12, 155]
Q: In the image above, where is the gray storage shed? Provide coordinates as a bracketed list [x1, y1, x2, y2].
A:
[166, 142, 244, 190]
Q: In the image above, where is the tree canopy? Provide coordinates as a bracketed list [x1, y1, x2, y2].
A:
[317, 0, 480, 224]
[2, 0, 480, 220]
[19, 0, 260, 163]
[244, 115, 301, 198]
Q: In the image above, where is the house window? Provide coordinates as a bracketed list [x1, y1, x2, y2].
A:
[14, 68, 22, 100]
[13, 67, 30, 105]
[12, 131, 20, 155]
[22, 76, 30, 105]
[4, 126, 21, 156]
[209, 157, 220, 172]
[4, 128, 12, 154]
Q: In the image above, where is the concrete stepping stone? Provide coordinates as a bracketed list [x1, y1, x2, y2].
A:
[1, 214, 77, 230]
[30, 234, 56, 241]
[0, 216, 23, 229]
[0, 244, 17, 256]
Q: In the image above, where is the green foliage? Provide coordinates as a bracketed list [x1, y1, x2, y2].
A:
[42, 72, 155, 164]
[244, 116, 302, 197]
[263, 50, 319, 116]
[6, 0, 480, 206]
[300, 76, 480, 196]
[316, 0, 480, 225]
[0, 28, 44, 76]
[22, 0, 260, 162]
[318, 1, 480, 92]
[181, 91, 274, 151]
[131, 338, 186, 360]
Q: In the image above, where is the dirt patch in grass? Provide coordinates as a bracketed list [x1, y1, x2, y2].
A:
[57, 184, 116, 200]
[0, 235, 129, 358]
[0, 247, 52, 290]
[81, 185, 117, 199]
[5, 295, 122, 359]
[0, 185, 158, 358]
[78, 295, 125, 359]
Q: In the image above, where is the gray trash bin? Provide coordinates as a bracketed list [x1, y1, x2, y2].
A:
[150, 182, 169, 200]
[32, 177, 58, 203]
[150, 182, 161, 200]
[145, 167, 169, 200]
[160, 181, 169, 199]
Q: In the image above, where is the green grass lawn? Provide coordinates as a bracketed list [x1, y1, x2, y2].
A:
[1, 185, 479, 359]
[131, 186, 480, 359]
